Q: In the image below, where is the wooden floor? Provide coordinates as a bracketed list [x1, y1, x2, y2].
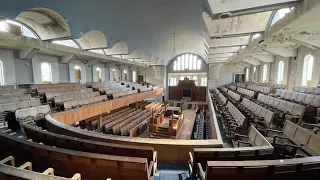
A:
[177, 109, 197, 140]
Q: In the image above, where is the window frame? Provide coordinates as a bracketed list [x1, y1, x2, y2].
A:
[302, 55, 314, 86]
[277, 61, 284, 84]
[41, 62, 52, 83]
[262, 64, 268, 83]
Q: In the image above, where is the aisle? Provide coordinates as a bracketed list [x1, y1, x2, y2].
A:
[154, 164, 196, 180]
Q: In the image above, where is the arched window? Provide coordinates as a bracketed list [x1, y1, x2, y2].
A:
[0, 60, 4, 85]
[169, 78, 177, 86]
[271, 8, 294, 26]
[262, 64, 268, 83]
[96, 67, 102, 82]
[74, 65, 81, 83]
[201, 77, 207, 86]
[302, 55, 314, 86]
[173, 61, 177, 71]
[132, 70, 136, 82]
[193, 76, 197, 86]
[189, 55, 193, 70]
[246, 68, 250, 81]
[0, 19, 38, 39]
[197, 60, 201, 70]
[41, 62, 52, 83]
[172, 54, 203, 71]
[112, 69, 117, 81]
[123, 70, 128, 81]
[277, 61, 284, 84]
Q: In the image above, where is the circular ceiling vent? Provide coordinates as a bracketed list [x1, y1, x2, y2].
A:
[219, 12, 232, 19]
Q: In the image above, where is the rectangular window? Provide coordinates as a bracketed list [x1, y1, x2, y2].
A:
[181, 56, 184, 70]
[197, 60, 201, 70]
[185, 54, 189, 69]
[189, 55, 193, 70]
[201, 77, 207, 86]
[177, 58, 181, 71]
[173, 61, 177, 71]
[193, 56, 197, 70]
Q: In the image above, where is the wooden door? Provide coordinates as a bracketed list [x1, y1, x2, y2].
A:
[124, 73, 128, 81]
[75, 69, 81, 83]
[138, 75, 144, 82]
[96, 71, 101, 82]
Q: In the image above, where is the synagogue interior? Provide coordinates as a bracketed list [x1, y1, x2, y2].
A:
[0, 0, 319, 179]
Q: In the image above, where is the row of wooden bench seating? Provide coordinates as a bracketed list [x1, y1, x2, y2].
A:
[293, 86, 320, 95]
[43, 88, 93, 102]
[237, 87, 255, 99]
[0, 128, 154, 180]
[0, 89, 28, 96]
[0, 156, 81, 180]
[189, 125, 274, 176]
[256, 93, 306, 123]
[246, 84, 272, 94]
[275, 89, 320, 107]
[20, 121, 157, 166]
[216, 87, 320, 156]
[240, 98, 275, 128]
[37, 85, 88, 93]
[0, 85, 14, 90]
[0, 99, 41, 114]
[15, 105, 51, 121]
[59, 94, 108, 111]
[31, 83, 82, 89]
[222, 88, 241, 102]
[197, 156, 320, 180]
[0, 94, 31, 104]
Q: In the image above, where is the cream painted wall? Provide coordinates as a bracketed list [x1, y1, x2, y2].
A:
[69, 61, 87, 83]
[32, 54, 60, 84]
[0, 49, 16, 85]
[93, 64, 106, 82]
[208, 64, 244, 88]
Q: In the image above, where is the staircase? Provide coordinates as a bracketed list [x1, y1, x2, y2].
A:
[150, 127, 173, 139]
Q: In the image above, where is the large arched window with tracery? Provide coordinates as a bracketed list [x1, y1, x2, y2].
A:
[173, 54, 202, 71]
[302, 55, 314, 86]
[41, 62, 52, 83]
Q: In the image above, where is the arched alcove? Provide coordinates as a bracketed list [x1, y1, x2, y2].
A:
[76, 30, 108, 50]
[16, 8, 71, 40]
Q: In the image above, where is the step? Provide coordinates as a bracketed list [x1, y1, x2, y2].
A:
[157, 129, 168, 133]
[155, 131, 169, 136]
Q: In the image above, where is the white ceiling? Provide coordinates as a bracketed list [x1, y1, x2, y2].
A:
[207, 0, 300, 14]
[203, 0, 303, 65]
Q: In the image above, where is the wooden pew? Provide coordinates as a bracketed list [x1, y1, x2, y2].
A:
[198, 156, 320, 180]
[189, 126, 274, 176]
[0, 156, 81, 180]
[20, 122, 157, 166]
[0, 130, 154, 180]
[265, 120, 320, 157]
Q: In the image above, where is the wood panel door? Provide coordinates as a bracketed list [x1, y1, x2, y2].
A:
[75, 69, 81, 83]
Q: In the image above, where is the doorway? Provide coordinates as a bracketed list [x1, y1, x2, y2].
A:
[75, 66, 81, 83]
